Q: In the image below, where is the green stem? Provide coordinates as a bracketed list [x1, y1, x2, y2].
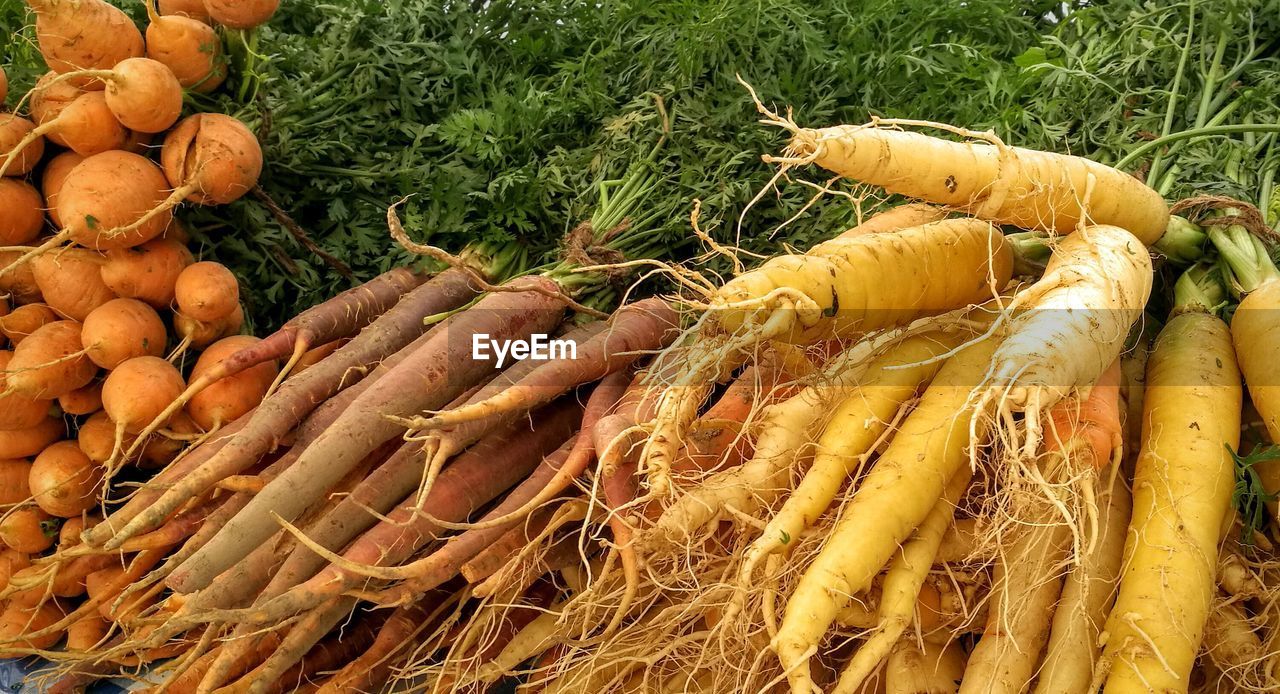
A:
[1195, 31, 1228, 129]
[1147, 0, 1196, 184]
[1172, 262, 1226, 313]
[1116, 124, 1280, 172]
[1005, 231, 1051, 276]
[1207, 219, 1280, 295]
[1154, 216, 1207, 264]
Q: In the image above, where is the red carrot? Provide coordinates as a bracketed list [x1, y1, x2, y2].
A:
[421, 298, 678, 428]
[262, 608, 388, 694]
[230, 399, 581, 625]
[165, 277, 568, 592]
[317, 590, 452, 693]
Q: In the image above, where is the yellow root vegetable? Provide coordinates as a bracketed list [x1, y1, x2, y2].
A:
[884, 637, 967, 694]
[645, 217, 1011, 495]
[760, 109, 1169, 244]
[1101, 307, 1242, 693]
[1032, 471, 1131, 694]
[740, 330, 966, 584]
[833, 467, 971, 694]
[772, 335, 1001, 694]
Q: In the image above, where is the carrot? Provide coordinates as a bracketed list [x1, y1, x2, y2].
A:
[0, 92, 125, 176]
[144, 0, 226, 92]
[55, 150, 175, 251]
[238, 400, 581, 622]
[161, 277, 568, 587]
[186, 335, 278, 430]
[58, 379, 102, 416]
[772, 335, 1001, 694]
[134, 267, 426, 446]
[37, 57, 183, 134]
[0, 599, 64, 652]
[0, 505, 55, 553]
[1101, 299, 1242, 691]
[77, 412, 134, 465]
[318, 596, 446, 693]
[290, 339, 343, 375]
[159, 0, 211, 21]
[203, 0, 280, 29]
[18, 548, 166, 644]
[0, 114, 44, 177]
[31, 248, 116, 321]
[0, 417, 63, 460]
[0, 253, 40, 304]
[422, 298, 679, 429]
[739, 331, 966, 587]
[0, 549, 31, 591]
[28, 71, 82, 132]
[64, 613, 110, 651]
[883, 637, 967, 694]
[980, 225, 1151, 455]
[645, 218, 1012, 495]
[96, 268, 482, 548]
[107, 113, 262, 240]
[172, 303, 244, 355]
[261, 610, 386, 694]
[40, 152, 85, 228]
[5, 321, 96, 398]
[27, 0, 144, 83]
[175, 261, 240, 322]
[761, 109, 1169, 243]
[29, 441, 102, 518]
[80, 298, 167, 369]
[0, 460, 32, 506]
[100, 237, 195, 308]
[0, 179, 43, 246]
[103, 357, 186, 441]
[0, 304, 58, 344]
[0, 351, 53, 430]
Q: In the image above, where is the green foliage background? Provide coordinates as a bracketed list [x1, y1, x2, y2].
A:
[3, 0, 1279, 327]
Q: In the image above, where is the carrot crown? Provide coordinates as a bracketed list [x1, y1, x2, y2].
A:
[1172, 261, 1227, 313]
[1153, 215, 1208, 265]
[1206, 207, 1280, 295]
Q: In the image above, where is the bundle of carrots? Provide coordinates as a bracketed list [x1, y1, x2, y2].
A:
[4, 7, 1280, 691]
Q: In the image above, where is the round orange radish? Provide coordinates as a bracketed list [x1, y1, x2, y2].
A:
[187, 335, 277, 430]
[57, 515, 99, 548]
[0, 180, 44, 246]
[58, 151, 174, 251]
[0, 599, 64, 650]
[30, 441, 102, 517]
[203, 0, 279, 29]
[97, 58, 184, 134]
[138, 411, 195, 467]
[31, 249, 117, 322]
[78, 412, 138, 465]
[161, 113, 263, 205]
[81, 299, 167, 369]
[0, 115, 45, 177]
[0, 351, 53, 431]
[0, 505, 56, 553]
[146, 6, 226, 92]
[30, 0, 145, 83]
[58, 380, 103, 416]
[0, 459, 33, 506]
[103, 356, 186, 436]
[39, 92, 128, 158]
[5, 320, 96, 399]
[29, 72, 82, 131]
[100, 238, 195, 309]
[160, 0, 212, 21]
[0, 549, 31, 592]
[0, 417, 64, 460]
[123, 129, 156, 155]
[66, 613, 111, 650]
[0, 304, 58, 346]
[175, 261, 239, 322]
[41, 151, 86, 228]
[174, 303, 243, 352]
[0, 252, 40, 305]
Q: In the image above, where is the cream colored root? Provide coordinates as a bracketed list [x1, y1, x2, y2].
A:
[1032, 470, 1131, 694]
[1202, 600, 1264, 674]
[833, 466, 972, 694]
[884, 637, 968, 694]
[981, 225, 1151, 454]
[263, 340, 306, 401]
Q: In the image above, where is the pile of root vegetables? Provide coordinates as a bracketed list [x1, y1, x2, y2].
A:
[3, 8, 1280, 692]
